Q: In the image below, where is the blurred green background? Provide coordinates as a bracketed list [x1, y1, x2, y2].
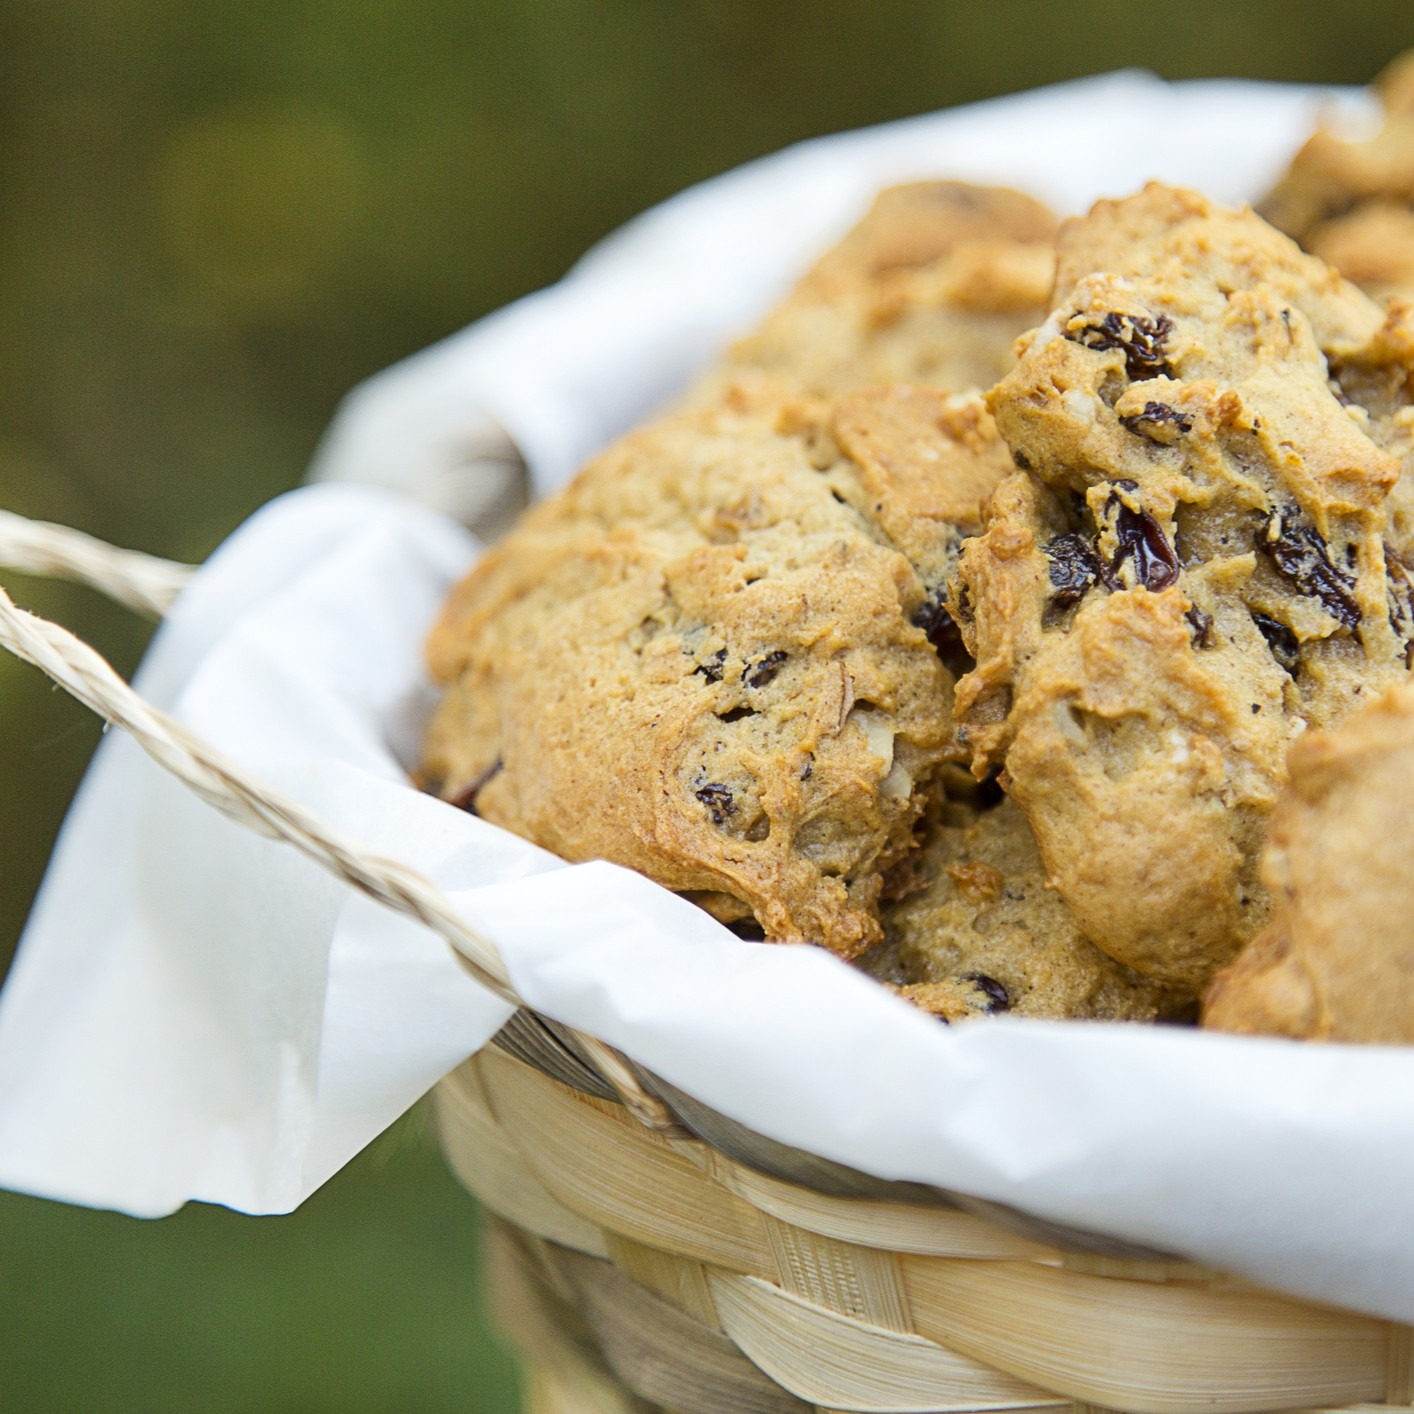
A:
[2, 2, 1412, 1409]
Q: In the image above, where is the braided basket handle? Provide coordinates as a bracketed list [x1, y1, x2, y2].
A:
[0, 508, 679, 1135]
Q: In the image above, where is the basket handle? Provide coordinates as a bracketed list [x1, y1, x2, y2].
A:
[0, 509, 680, 1136]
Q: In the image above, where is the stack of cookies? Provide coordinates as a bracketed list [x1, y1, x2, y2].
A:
[420, 77, 1414, 1046]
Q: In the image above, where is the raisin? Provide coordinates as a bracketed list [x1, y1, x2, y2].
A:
[1066, 311, 1175, 380]
[1256, 511, 1360, 631]
[693, 648, 727, 683]
[744, 650, 788, 689]
[447, 759, 503, 817]
[1100, 489, 1179, 592]
[1044, 533, 1100, 607]
[1118, 400, 1193, 437]
[694, 782, 735, 824]
[1252, 612, 1301, 675]
[717, 706, 754, 723]
[1184, 605, 1213, 647]
[964, 973, 1012, 1014]
[912, 590, 975, 678]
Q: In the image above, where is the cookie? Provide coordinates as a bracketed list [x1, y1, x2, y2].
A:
[1261, 50, 1414, 300]
[422, 382, 1011, 957]
[952, 184, 1414, 990]
[700, 181, 1057, 401]
[805, 180, 1058, 282]
[1204, 682, 1414, 1043]
[861, 787, 1190, 1023]
[1306, 203, 1414, 303]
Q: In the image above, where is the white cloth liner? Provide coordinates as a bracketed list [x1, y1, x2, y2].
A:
[5, 72, 1414, 1327]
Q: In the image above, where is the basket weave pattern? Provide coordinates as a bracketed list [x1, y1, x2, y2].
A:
[438, 1036, 1414, 1414]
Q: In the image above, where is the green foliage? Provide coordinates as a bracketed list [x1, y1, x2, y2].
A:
[0, 1105, 521, 1412]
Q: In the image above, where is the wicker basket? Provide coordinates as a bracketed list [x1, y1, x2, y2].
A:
[436, 1010, 1414, 1414]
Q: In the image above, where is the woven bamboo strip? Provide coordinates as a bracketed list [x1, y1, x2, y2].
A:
[1058, 1252, 1244, 1288]
[709, 1272, 1065, 1412]
[551, 1243, 813, 1414]
[604, 1233, 723, 1330]
[434, 1063, 610, 1258]
[475, 1046, 777, 1277]
[715, 1158, 1053, 1261]
[485, 1222, 653, 1414]
[900, 1257, 1388, 1414]
[761, 1217, 912, 1332]
[522, 1366, 649, 1414]
[456, 1043, 1414, 1414]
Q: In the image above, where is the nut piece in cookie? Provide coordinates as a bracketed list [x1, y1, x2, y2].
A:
[422, 384, 1012, 958]
[954, 184, 1414, 990]
[1261, 50, 1414, 301]
[1204, 682, 1414, 1043]
[700, 181, 1057, 401]
[861, 791, 1190, 1023]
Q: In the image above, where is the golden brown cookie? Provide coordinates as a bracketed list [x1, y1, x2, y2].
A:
[1307, 204, 1414, 303]
[806, 180, 1058, 281]
[422, 383, 1011, 957]
[699, 181, 1057, 401]
[953, 184, 1414, 991]
[861, 790, 1190, 1023]
[1261, 51, 1414, 300]
[1204, 682, 1414, 1043]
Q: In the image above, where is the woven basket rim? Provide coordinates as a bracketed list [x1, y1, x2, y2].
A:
[446, 1042, 1414, 1414]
